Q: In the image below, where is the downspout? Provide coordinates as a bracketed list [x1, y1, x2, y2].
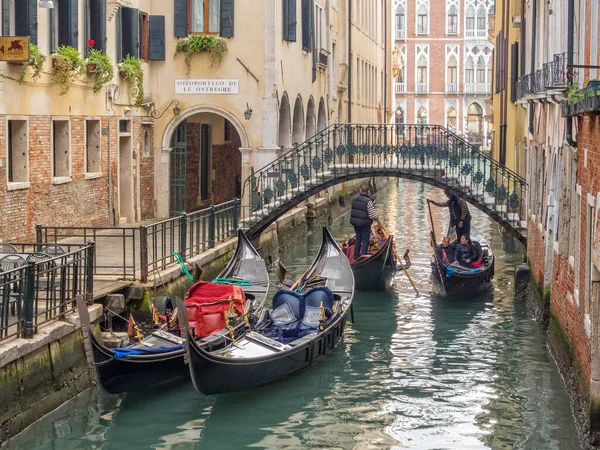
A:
[566, 0, 577, 146]
[528, 0, 537, 134]
[348, 0, 352, 123]
[383, 0, 387, 126]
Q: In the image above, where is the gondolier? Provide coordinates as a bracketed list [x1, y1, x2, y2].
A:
[350, 184, 382, 259]
[427, 189, 471, 240]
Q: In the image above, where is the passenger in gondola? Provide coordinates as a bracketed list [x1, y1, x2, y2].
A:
[471, 239, 484, 268]
[454, 234, 477, 268]
[350, 184, 382, 259]
[427, 189, 471, 241]
[436, 236, 456, 265]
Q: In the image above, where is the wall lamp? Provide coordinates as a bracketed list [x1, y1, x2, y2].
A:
[244, 103, 253, 120]
[39, 0, 54, 8]
[150, 100, 180, 119]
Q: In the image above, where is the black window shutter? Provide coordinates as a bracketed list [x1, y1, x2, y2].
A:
[311, 0, 316, 81]
[121, 7, 139, 58]
[2, 0, 9, 37]
[148, 15, 165, 61]
[220, 0, 234, 38]
[510, 42, 519, 102]
[89, 0, 106, 52]
[15, 0, 38, 45]
[174, 0, 188, 37]
[301, 0, 310, 51]
[58, 0, 79, 48]
[283, 0, 297, 42]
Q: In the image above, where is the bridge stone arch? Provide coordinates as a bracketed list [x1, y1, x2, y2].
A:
[242, 123, 528, 245]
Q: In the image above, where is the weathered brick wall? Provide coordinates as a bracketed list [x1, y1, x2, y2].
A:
[212, 132, 241, 203]
[526, 218, 546, 288]
[134, 120, 155, 220]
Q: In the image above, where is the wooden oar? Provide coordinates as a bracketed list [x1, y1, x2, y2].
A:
[376, 224, 419, 296]
[426, 200, 437, 247]
[278, 261, 287, 285]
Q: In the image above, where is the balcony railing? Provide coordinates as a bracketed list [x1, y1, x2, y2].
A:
[464, 83, 491, 94]
[562, 83, 600, 117]
[466, 30, 475, 38]
[395, 82, 406, 94]
[395, 29, 406, 40]
[446, 83, 459, 93]
[416, 83, 429, 93]
[517, 53, 572, 99]
[476, 30, 487, 38]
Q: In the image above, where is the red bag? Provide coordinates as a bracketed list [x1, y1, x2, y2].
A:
[184, 281, 246, 338]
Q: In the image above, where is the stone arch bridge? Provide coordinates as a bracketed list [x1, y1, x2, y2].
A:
[241, 124, 528, 246]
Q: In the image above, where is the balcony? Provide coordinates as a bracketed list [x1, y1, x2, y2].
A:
[464, 83, 491, 94]
[395, 29, 406, 40]
[465, 29, 487, 39]
[395, 82, 406, 94]
[517, 53, 570, 99]
[416, 83, 428, 93]
[562, 82, 600, 117]
[445, 83, 459, 93]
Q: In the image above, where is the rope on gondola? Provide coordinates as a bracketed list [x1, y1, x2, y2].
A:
[211, 277, 251, 286]
[172, 252, 194, 282]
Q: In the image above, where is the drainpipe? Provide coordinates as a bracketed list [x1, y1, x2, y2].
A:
[528, 0, 537, 134]
[566, 0, 577, 146]
[348, 0, 352, 123]
[383, 0, 387, 126]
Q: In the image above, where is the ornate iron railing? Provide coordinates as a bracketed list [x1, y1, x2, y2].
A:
[241, 123, 528, 244]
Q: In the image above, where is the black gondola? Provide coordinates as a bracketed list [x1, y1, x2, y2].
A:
[177, 227, 355, 395]
[88, 229, 269, 394]
[430, 228, 495, 297]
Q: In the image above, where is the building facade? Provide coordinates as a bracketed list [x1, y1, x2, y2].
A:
[392, 0, 494, 149]
[0, 0, 391, 240]
[518, 0, 600, 444]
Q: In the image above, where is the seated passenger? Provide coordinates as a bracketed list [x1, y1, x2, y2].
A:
[436, 236, 456, 264]
[471, 240, 484, 268]
[455, 234, 476, 268]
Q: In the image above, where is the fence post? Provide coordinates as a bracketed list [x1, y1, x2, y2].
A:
[23, 262, 35, 338]
[233, 199, 239, 232]
[209, 206, 216, 248]
[179, 213, 188, 261]
[35, 224, 42, 252]
[86, 241, 95, 305]
[140, 226, 148, 283]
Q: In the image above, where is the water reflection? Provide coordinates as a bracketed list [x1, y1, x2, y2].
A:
[4, 179, 580, 450]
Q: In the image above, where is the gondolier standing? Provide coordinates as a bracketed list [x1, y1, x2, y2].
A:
[427, 189, 471, 240]
[350, 184, 382, 259]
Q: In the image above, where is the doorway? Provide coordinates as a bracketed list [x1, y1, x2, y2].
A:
[118, 127, 135, 224]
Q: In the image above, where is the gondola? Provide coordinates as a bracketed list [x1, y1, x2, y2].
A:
[341, 233, 411, 291]
[430, 227, 495, 297]
[87, 229, 269, 394]
[177, 227, 355, 395]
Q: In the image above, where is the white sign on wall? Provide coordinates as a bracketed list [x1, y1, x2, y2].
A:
[175, 79, 239, 94]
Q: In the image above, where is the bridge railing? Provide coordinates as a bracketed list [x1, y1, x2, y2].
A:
[241, 123, 528, 242]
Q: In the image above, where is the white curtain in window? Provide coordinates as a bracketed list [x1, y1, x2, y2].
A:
[191, 0, 205, 32]
[209, 0, 220, 33]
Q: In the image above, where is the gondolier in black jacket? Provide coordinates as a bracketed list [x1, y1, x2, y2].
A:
[350, 184, 382, 259]
[427, 189, 471, 241]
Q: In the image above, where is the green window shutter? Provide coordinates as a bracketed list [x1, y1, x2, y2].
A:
[148, 15, 165, 61]
[15, 0, 38, 45]
[174, 0, 188, 37]
[283, 0, 297, 42]
[301, 0, 310, 52]
[220, 0, 234, 38]
[510, 42, 519, 103]
[2, 0, 9, 37]
[58, 0, 79, 49]
[89, 0, 106, 52]
[121, 7, 139, 58]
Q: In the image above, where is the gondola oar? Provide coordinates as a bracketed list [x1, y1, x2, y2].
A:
[426, 199, 437, 247]
[376, 224, 419, 296]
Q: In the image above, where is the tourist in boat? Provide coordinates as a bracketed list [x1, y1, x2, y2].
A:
[350, 184, 382, 259]
[455, 234, 477, 268]
[427, 189, 472, 241]
[436, 236, 456, 265]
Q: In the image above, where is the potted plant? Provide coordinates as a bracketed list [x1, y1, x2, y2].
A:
[86, 46, 114, 93]
[118, 55, 144, 106]
[175, 34, 228, 74]
[52, 45, 84, 94]
[18, 44, 46, 84]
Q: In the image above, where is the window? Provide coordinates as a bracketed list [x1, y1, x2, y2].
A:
[447, 5, 457, 34]
[477, 6, 487, 34]
[301, 0, 314, 52]
[7, 119, 28, 184]
[143, 130, 151, 158]
[3, 0, 38, 44]
[446, 107, 457, 131]
[417, 106, 427, 125]
[395, 6, 405, 39]
[190, 0, 220, 34]
[447, 56, 457, 83]
[85, 119, 101, 174]
[224, 119, 233, 142]
[395, 106, 405, 136]
[315, 4, 323, 51]
[465, 57, 474, 83]
[417, 6, 428, 34]
[477, 56, 486, 83]
[283, 0, 297, 42]
[466, 6, 475, 36]
[417, 55, 427, 89]
[52, 120, 71, 179]
[89, 0, 107, 53]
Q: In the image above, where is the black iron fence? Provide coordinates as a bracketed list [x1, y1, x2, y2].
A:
[517, 53, 571, 99]
[36, 199, 239, 282]
[562, 83, 600, 117]
[0, 244, 94, 342]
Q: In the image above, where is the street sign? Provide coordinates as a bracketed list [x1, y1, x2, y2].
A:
[0, 37, 30, 62]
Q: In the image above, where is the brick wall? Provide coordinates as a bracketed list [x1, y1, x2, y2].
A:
[212, 132, 241, 203]
[526, 217, 546, 288]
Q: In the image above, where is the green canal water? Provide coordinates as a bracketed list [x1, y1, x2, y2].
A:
[6, 180, 580, 449]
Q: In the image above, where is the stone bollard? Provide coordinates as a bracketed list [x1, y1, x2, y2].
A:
[514, 263, 531, 301]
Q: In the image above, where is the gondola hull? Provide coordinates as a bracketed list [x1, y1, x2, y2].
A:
[181, 227, 355, 395]
[431, 258, 494, 297]
[349, 236, 396, 291]
[87, 229, 269, 394]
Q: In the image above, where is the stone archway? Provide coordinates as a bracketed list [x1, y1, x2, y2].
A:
[306, 96, 316, 139]
[317, 98, 327, 132]
[292, 95, 305, 145]
[278, 92, 292, 148]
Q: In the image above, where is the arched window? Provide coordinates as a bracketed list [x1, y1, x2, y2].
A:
[466, 103, 483, 143]
[476, 56, 486, 84]
[466, 6, 475, 36]
[447, 55, 458, 87]
[417, 56, 428, 91]
[446, 107, 457, 131]
[417, 6, 428, 34]
[477, 6, 487, 34]
[465, 57, 474, 84]
[395, 106, 405, 137]
[417, 105, 427, 125]
[447, 5, 458, 34]
[396, 5, 405, 39]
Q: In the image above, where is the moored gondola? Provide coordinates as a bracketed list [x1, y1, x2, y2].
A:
[88, 229, 269, 394]
[178, 227, 355, 395]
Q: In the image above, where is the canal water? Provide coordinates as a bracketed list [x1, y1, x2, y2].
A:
[6, 180, 580, 449]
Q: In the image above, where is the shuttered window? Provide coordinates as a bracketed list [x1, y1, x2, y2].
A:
[2, 0, 9, 37]
[510, 42, 519, 102]
[220, 0, 234, 38]
[58, 0, 79, 49]
[174, 0, 188, 37]
[175, 0, 235, 37]
[121, 7, 139, 59]
[89, 0, 106, 52]
[15, 0, 37, 45]
[283, 0, 297, 42]
[148, 15, 165, 61]
[301, 0, 313, 52]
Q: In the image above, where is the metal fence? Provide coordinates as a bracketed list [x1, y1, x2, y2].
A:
[36, 199, 240, 282]
[0, 244, 94, 342]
